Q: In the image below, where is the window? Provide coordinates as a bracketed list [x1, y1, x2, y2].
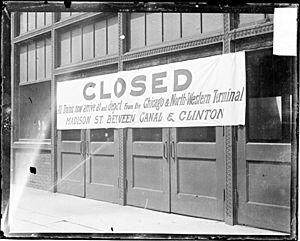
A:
[18, 37, 52, 84]
[232, 14, 273, 29]
[177, 127, 215, 142]
[17, 37, 52, 141]
[16, 12, 53, 36]
[58, 16, 118, 67]
[58, 12, 85, 21]
[246, 49, 293, 143]
[133, 128, 162, 142]
[129, 13, 223, 50]
[19, 81, 51, 140]
[91, 129, 114, 142]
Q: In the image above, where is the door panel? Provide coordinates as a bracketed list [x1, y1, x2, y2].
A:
[237, 129, 291, 232]
[237, 49, 292, 233]
[86, 129, 119, 203]
[57, 130, 85, 197]
[170, 127, 224, 220]
[127, 128, 170, 212]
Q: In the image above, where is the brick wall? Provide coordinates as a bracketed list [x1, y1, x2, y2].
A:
[13, 150, 52, 191]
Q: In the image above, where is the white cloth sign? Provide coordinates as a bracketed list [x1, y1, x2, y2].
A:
[57, 51, 246, 129]
[273, 7, 298, 56]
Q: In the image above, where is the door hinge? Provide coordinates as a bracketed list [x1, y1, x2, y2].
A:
[223, 189, 225, 202]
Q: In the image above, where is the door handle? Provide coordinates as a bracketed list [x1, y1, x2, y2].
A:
[86, 141, 89, 155]
[80, 141, 83, 154]
[163, 141, 168, 160]
[170, 141, 175, 160]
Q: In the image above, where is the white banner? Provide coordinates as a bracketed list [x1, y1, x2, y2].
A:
[57, 51, 246, 129]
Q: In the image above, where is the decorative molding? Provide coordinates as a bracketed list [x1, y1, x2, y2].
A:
[118, 129, 126, 205]
[224, 127, 234, 220]
[51, 28, 57, 193]
[223, 13, 235, 225]
[223, 14, 230, 54]
[122, 34, 223, 62]
[229, 22, 273, 40]
[118, 13, 126, 205]
[53, 56, 119, 76]
[118, 13, 125, 71]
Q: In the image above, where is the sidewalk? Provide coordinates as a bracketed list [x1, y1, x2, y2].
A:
[5, 186, 287, 236]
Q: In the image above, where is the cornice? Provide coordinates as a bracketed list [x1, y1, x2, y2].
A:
[122, 34, 224, 62]
[229, 22, 273, 40]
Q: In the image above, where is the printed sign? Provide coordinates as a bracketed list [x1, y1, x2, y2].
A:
[57, 51, 246, 129]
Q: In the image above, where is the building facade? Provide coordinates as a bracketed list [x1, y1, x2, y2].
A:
[10, 11, 297, 233]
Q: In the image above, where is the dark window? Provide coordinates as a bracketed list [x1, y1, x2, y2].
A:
[133, 128, 162, 142]
[232, 14, 273, 29]
[19, 81, 51, 140]
[91, 129, 114, 142]
[246, 49, 293, 143]
[61, 130, 81, 141]
[177, 127, 216, 142]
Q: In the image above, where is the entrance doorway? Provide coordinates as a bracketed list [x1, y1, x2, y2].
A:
[236, 50, 292, 233]
[126, 127, 225, 220]
[57, 129, 119, 203]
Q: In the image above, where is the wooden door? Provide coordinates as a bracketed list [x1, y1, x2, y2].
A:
[126, 128, 170, 212]
[170, 127, 225, 220]
[237, 50, 292, 232]
[57, 130, 85, 197]
[86, 129, 119, 203]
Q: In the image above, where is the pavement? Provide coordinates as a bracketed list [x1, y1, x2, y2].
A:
[3, 185, 288, 237]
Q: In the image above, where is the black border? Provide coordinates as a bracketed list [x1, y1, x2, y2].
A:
[1, 1, 299, 240]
